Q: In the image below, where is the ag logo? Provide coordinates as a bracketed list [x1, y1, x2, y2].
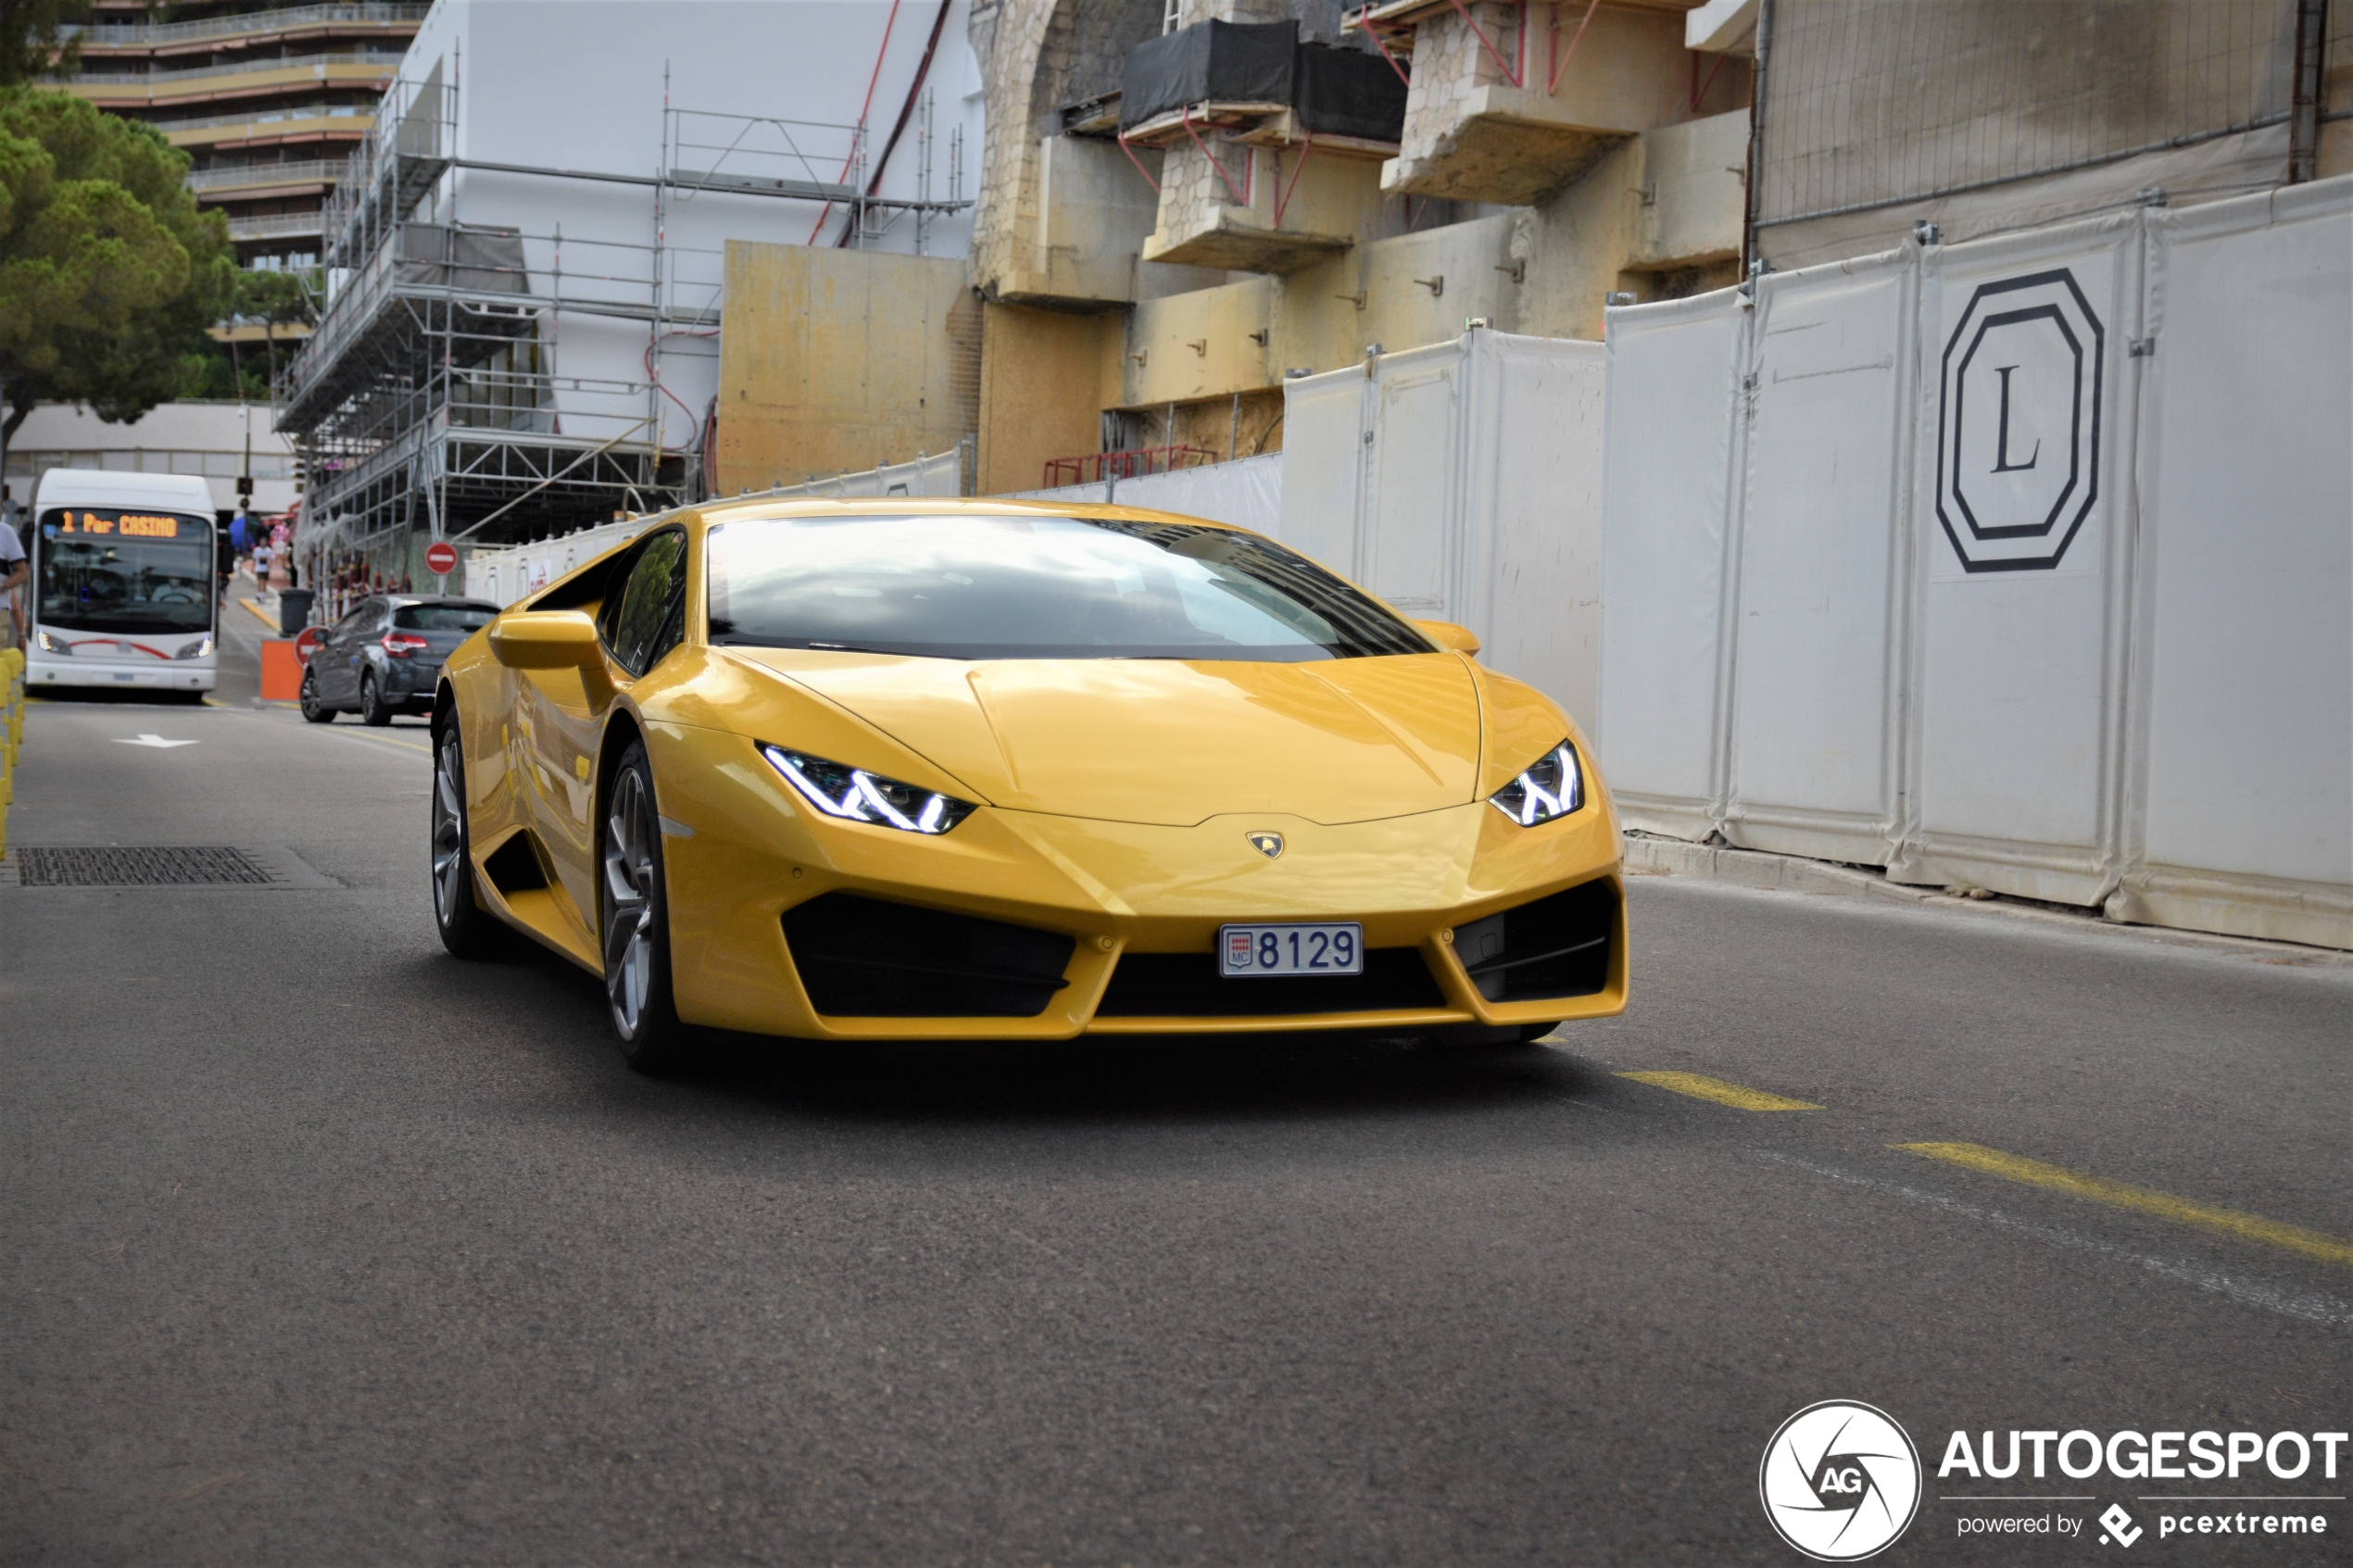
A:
[1934, 267, 2105, 573]
[1245, 831, 1285, 859]
[1759, 1400, 1922, 1561]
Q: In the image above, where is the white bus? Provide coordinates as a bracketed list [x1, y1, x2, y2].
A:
[27, 470, 220, 699]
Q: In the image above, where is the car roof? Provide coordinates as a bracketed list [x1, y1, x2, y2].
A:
[386, 596, 497, 609]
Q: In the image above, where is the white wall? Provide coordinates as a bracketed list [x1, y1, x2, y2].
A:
[1599, 179, 2353, 948]
[5, 402, 301, 515]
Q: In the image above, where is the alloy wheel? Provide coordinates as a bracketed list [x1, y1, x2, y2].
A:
[432, 729, 469, 927]
[602, 767, 659, 1038]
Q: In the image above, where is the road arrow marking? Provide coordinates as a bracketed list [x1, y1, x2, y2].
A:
[114, 734, 199, 748]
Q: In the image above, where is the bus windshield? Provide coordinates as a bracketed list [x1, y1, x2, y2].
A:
[37, 508, 216, 635]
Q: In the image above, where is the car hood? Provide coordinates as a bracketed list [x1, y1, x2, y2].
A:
[719, 648, 1483, 827]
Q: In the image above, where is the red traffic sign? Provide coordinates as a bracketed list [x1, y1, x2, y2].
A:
[425, 540, 459, 575]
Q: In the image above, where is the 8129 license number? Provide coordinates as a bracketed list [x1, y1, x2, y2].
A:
[1218, 922, 1364, 977]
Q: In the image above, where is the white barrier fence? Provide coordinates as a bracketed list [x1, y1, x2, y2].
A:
[1007, 450, 1283, 536]
[462, 449, 966, 607]
[1600, 178, 2352, 947]
[1281, 330, 1606, 733]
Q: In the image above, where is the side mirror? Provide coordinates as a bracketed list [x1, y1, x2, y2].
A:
[488, 610, 604, 671]
[1413, 619, 1480, 658]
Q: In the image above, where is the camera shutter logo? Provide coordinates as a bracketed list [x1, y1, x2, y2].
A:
[1759, 1400, 1922, 1561]
[1933, 267, 2106, 573]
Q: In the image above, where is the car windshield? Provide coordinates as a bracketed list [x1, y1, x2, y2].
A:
[395, 603, 497, 632]
[706, 514, 1433, 661]
[35, 508, 216, 634]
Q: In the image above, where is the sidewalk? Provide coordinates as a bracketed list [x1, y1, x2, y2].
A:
[1621, 832, 2353, 965]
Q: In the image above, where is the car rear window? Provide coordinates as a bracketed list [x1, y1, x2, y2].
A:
[706, 513, 1434, 661]
[395, 603, 497, 632]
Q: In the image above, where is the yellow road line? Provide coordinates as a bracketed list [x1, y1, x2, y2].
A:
[1617, 1071, 1822, 1111]
[1894, 1142, 2353, 1270]
[235, 596, 276, 628]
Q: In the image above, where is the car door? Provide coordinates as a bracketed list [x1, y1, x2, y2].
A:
[526, 529, 688, 934]
[319, 602, 373, 702]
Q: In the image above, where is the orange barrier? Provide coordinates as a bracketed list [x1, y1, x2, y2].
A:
[259, 638, 304, 701]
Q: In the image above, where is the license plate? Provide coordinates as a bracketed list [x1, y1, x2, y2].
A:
[1219, 922, 1363, 977]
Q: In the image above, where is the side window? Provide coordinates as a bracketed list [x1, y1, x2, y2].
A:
[606, 531, 687, 677]
[332, 603, 372, 641]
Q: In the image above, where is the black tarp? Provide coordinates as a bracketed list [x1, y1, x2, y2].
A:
[1294, 42, 1407, 142]
[1120, 19, 1406, 144]
[1120, 19, 1297, 130]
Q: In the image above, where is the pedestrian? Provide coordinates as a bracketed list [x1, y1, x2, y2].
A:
[252, 539, 274, 592]
[0, 517, 26, 649]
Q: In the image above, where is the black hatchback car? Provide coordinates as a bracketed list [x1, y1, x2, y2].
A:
[299, 595, 500, 725]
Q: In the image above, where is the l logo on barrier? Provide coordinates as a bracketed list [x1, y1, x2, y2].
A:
[1934, 268, 2105, 573]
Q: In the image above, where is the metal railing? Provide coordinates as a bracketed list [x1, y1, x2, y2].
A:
[1042, 445, 1219, 487]
[72, 4, 427, 51]
[228, 211, 328, 241]
[187, 158, 345, 193]
[74, 49, 406, 87]
[148, 103, 371, 136]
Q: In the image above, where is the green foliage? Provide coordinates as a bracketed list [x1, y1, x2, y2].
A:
[0, 86, 233, 436]
[0, 0, 85, 90]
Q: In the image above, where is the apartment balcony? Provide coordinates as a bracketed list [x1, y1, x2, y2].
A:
[69, 50, 402, 111]
[187, 158, 342, 201]
[152, 103, 374, 150]
[1353, 0, 1698, 205]
[73, 3, 427, 56]
[227, 210, 328, 244]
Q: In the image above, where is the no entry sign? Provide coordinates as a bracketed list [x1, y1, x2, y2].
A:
[425, 540, 459, 576]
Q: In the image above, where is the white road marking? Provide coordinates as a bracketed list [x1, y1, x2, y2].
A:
[1750, 1148, 2353, 1327]
[113, 734, 199, 748]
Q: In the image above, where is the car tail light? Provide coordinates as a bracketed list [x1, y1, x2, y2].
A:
[382, 632, 432, 659]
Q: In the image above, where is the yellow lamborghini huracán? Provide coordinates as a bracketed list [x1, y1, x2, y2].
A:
[431, 500, 1626, 1071]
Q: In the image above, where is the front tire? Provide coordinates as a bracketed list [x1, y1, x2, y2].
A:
[299, 667, 334, 722]
[359, 671, 394, 726]
[600, 741, 693, 1073]
[432, 712, 510, 960]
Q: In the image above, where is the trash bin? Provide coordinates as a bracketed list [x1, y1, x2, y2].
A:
[278, 589, 315, 636]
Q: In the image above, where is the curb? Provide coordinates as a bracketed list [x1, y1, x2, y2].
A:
[1620, 833, 2353, 966]
[236, 596, 279, 630]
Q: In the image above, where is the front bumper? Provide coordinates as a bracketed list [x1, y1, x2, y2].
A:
[651, 724, 1626, 1041]
[28, 657, 214, 693]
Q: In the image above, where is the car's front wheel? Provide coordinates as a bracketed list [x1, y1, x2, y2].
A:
[431, 713, 510, 960]
[298, 667, 333, 722]
[600, 740, 693, 1073]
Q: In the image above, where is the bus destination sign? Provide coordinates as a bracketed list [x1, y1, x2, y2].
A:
[55, 510, 188, 539]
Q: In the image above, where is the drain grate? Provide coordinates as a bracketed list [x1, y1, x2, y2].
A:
[16, 847, 282, 887]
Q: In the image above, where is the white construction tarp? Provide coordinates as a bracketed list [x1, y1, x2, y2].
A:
[1282, 329, 1608, 731]
[462, 449, 967, 607]
[1005, 450, 1284, 536]
[1598, 176, 2352, 947]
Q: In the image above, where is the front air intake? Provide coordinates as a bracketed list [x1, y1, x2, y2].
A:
[1451, 879, 1617, 1002]
[782, 894, 1076, 1018]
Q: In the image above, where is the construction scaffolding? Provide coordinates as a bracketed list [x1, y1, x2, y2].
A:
[273, 69, 966, 588]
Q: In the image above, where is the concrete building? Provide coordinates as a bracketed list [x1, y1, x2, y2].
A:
[955, 0, 1751, 495]
[63, 0, 428, 273]
[3, 401, 301, 520]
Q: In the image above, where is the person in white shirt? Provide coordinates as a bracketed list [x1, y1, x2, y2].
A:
[0, 521, 26, 647]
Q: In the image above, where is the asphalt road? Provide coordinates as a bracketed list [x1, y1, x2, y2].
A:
[3, 611, 2347, 1566]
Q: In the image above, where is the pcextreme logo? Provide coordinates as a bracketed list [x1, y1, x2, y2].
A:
[1760, 1401, 1924, 1561]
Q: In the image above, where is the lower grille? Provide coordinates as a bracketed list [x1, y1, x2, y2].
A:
[782, 893, 1076, 1018]
[1452, 879, 1617, 1003]
[1096, 947, 1446, 1018]
[15, 847, 277, 887]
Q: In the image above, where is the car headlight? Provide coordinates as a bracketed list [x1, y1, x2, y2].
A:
[35, 630, 61, 653]
[761, 745, 979, 834]
[174, 636, 213, 660]
[1489, 740, 1584, 825]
